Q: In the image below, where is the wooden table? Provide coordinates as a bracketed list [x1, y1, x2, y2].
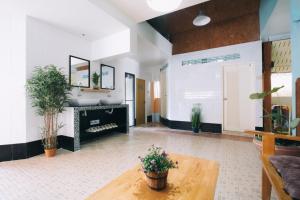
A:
[87, 154, 219, 200]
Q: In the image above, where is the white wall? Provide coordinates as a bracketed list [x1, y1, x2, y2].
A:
[143, 65, 161, 81]
[135, 22, 172, 58]
[26, 17, 92, 142]
[0, 1, 27, 145]
[98, 57, 152, 118]
[26, 17, 156, 141]
[0, 1, 169, 145]
[88, 0, 173, 59]
[94, 58, 142, 101]
[167, 41, 263, 128]
[91, 29, 131, 60]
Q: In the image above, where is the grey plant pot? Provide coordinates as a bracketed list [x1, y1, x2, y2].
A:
[192, 127, 200, 134]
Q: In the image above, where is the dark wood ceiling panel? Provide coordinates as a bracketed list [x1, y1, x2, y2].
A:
[148, 0, 260, 54]
[149, 0, 259, 35]
[172, 26, 212, 53]
[172, 13, 259, 54]
[210, 13, 260, 47]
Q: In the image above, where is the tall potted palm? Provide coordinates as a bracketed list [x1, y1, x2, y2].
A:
[250, 86, 300, 156]
[26, 65, 70, 157]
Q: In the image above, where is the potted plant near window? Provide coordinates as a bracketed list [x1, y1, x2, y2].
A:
[92, 72, 100, 89]
[26, 65, 70, 157]
[249, 86, 300, 156]
[139, 145, 178, 190]
[191, 104, 201, 133]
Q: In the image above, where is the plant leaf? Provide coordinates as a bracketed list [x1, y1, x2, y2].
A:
[249, 92, 267, 100]
[270, 86, 285, 93]
[249, 86, 284, 100]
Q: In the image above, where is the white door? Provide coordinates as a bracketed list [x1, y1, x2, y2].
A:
[223, 64, 256, 132]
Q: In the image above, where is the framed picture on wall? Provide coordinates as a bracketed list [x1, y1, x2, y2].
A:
[101, 64, 115, 90]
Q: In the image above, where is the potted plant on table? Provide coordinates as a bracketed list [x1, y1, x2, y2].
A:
[249, 86, 300, 156]
[191, 104, 202, 133]
[26, 65, 70, 157]
[92, 72, 100, 89]
[139, 145, 178, 190]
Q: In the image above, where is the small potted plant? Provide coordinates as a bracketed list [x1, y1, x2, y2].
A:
[92, 72, 100, 89]
[26, 65, 70, 157]
[191, 104, 201, 133]
[139, 145, 178, 190]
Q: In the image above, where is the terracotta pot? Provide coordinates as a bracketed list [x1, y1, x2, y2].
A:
[44, 148, 56, 157]
[253, 138, 300, 156]
[145, 171, 168, 190]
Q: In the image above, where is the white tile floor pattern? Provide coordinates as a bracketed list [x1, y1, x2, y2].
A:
[0, 127, 277, 200]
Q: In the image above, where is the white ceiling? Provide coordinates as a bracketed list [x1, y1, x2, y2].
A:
[18, 0, 210, 41]
[101, 35, 169, 68]
[262, 0, 291, 41]
[17, 0, 184, 67]
[21, 0, 128, 41]
[106, 0, 210, 23]
[137, 36, 168, 67]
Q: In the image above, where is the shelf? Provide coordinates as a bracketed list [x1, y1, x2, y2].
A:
[81, 88, 110, 93]
[85, 123, 118, 133]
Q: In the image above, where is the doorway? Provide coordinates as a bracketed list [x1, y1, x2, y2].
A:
[270, 39, 292, 133]
[160, 68, 167, 119]
[125, 73, 135, 127]
[223, 64, 256, 132]
[150, 81, 161, 122]
[136, 78, 146, 125]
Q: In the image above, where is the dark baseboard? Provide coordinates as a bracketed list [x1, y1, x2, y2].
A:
[0, 144, 13, 162]
[201, 123, 222, 133]
[147, 115, 152, 123]
[255, 127, 264, 131]
[0, 135, 74, 162]
[169, 120, 192, 131]
[12, 143, 28, 160]
[58, 135, 75, 152]
[160, 117, 170, 127]
[27, 140, 44, 158]
[0, 142, 42, 162]
[160, 117, 222, 134]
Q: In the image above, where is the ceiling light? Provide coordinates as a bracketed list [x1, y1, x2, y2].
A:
[193, 11, 211, 26]
[147, 0, 183, 12]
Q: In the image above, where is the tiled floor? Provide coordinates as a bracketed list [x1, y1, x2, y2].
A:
[0, 126, 277, 200]
[222, 130, 253, 138]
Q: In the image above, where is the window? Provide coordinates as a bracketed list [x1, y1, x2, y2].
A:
[271, 73, 292, 97]
[125, 73, 135, 126]
[154, 81, 160, 98]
